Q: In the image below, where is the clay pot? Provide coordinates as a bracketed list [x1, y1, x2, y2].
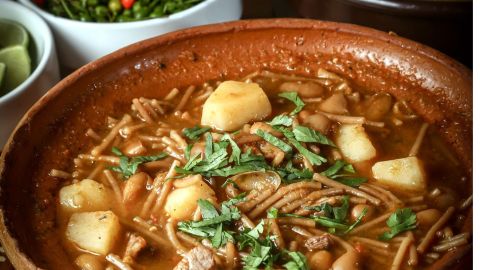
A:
[0, 19, 472, 269]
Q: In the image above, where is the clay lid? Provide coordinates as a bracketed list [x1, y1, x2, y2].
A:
[0, 19, 472, 269]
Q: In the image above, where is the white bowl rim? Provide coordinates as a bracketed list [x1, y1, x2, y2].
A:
[19, 0, 219, 28]
[0, 0, 54, 105]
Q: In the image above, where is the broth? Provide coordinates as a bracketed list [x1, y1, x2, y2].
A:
[49, 70, 470, 270]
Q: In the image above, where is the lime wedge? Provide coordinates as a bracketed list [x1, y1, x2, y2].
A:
[0, 19, 29, 49]
[0, 45, 31, 95]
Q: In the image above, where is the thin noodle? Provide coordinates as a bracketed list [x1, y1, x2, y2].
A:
[91, 114, 132, 156]
[193, 206, 202, 221]
[86, 164, 104, 180]
[140, 173, 166, 218]
[359, 185, 395, 209]
[151, 161, 180, 215]
[432, 237, 469, 252]
[240, 214, 255, 229]
[86, 128, 101, 141]
[49, 169, 71, 179]
[350, 236, 390, 249]
[266, 219, 285, 249]
[133, 216, 158, 232]
[78, 154, 120, 164]
[103, 170, 124, 213]
[175, 85, 195, 111]
[166, 220, 188, 254]
[391, 236, 412, 270]
[407, 232, 418, 266]
[291, 226, 314, 237]
[164, 88, 180, 101]
[132, 98, 153, 123]
[320, 112, 384, 127]
[313, 174, 381, 206]
[105, 254, 133, 270]
[170, 130, 188, 149]
[362, 183, 402, 206]
[409, 123, 429, 156]
[138, 135, 164, 143]
[349, 212, 392, 234]
[225, 241, 236, 270]
[277, 217, 316, 227]
[280, 188, 344, 213]
[459, 195, 473, 211]
[249, 182, 323, 218]
[417, 207, 455, 254]
[272, 189, 309, 209]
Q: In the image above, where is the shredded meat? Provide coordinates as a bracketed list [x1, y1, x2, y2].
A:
[174, 246, 216, 270]
[123, 233, 147, 264]
[304, 234, 333, 250]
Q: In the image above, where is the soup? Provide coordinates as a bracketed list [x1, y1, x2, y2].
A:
[48, 70, 471, 270]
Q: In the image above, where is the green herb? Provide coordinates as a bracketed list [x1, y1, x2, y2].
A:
[256, 129, 293, 154]
[269, 115, 293, 127]
[336, 177, 367, 187]
[183, 125, 211, 140]
[184, 144, 193, 160]
[293, 125, 335, 147]
[344, 208, 368, 233]
[277, 161, 313, 183]
[277, 127, 326, 165]
[283, 251, 309, 270]
[222, 134, 241, 165]
[267, 208, 279, 218]
[278, 92, 305, 115]
[379, 208, 417, 241]
[110, 147, 167, 178]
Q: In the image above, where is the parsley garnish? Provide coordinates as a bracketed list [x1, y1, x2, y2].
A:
[182, 125, 211, 140]
[269, 115, 293, 127]
[293, 125, 335, 147]
[283, 251, 309, 270]
[277, 127, 327, 165]
[321, 160, 367, 187]
[278, 92, 305, 115]
[379, 208, 417, 241]
[178, 195, 245, 248]
[110, 147, 167, 178]
[256, 129, 293, 154]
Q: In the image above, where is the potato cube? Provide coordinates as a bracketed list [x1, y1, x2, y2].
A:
[165, 180, 216, 220]
[59, 179, 113, 213]
[372, 157, 426, 191]
[201, 81, 271, 131]
[336, 124, 376, 162]
[66, 211, 121, 255]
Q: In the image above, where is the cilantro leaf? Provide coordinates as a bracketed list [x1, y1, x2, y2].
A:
[283, 251, 309, 270]
[277, 127, 326, 165]
[269, 115, 293, 127]
[277, 161, 313, 183]
[345, 208, 368, 233]
[267, 208, 279, 218]
[110, 147, 168, 178]
[379, 208, 417, 241]
[293, 125, 336, 147]
[335, 177, 367, 187]
[256, 129, 293, 154]
[198, 199, 219, 219]
[183, 125, 211, 140]
[222, 134, 241, 165]
[278, 92, 305, 115]
[322, 160, 366, 187]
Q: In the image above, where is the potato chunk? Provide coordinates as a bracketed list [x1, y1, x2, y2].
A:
[165, 180, 216, 220]
[66, 211, 121, 255]
[372, 157, 426, 191]
[336, 124, 376, 162]
[201, 81, 271, 131]
[59, 179, 113, 213]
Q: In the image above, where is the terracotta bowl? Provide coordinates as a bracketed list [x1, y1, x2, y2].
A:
[0, 19, 472, 269]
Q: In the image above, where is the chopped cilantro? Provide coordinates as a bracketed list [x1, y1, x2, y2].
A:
[278, 92, 305, 115]
[293, 125, 335, 147]
[269, 115, 293, 127]
[256, 129, 293, 154]
[283, 251, 309, 270]
[379, 208, 417, 241]
[183, 125, 211, 140]
[109, 147, 167, 178]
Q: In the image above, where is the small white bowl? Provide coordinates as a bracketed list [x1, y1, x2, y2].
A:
[0, 0, 60, 148]
[19, 0, 242, 70]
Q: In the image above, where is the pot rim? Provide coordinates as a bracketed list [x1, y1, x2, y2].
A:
[0, 18, 472, 269]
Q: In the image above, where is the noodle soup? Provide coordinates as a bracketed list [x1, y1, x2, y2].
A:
[49, 70, 471, 270]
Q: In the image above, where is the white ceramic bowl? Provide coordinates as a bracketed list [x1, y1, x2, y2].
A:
[0, 0, 60, 149]
[19, 0, 242, 70]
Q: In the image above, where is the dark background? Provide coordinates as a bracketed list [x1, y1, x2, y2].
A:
[242, 0, 473, 68]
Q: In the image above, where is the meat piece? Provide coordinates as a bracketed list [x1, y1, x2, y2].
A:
[305, 234, 333, 250]
[123, 233, 147, 264]
[174, 246, 216, 270]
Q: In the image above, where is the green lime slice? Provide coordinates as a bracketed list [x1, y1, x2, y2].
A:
[0, 19, 29, 48]
[0, 63, 5, 93]
[0, 45, 31, 95]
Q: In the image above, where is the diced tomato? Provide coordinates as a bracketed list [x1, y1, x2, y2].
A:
[121, 0, 135, 9]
